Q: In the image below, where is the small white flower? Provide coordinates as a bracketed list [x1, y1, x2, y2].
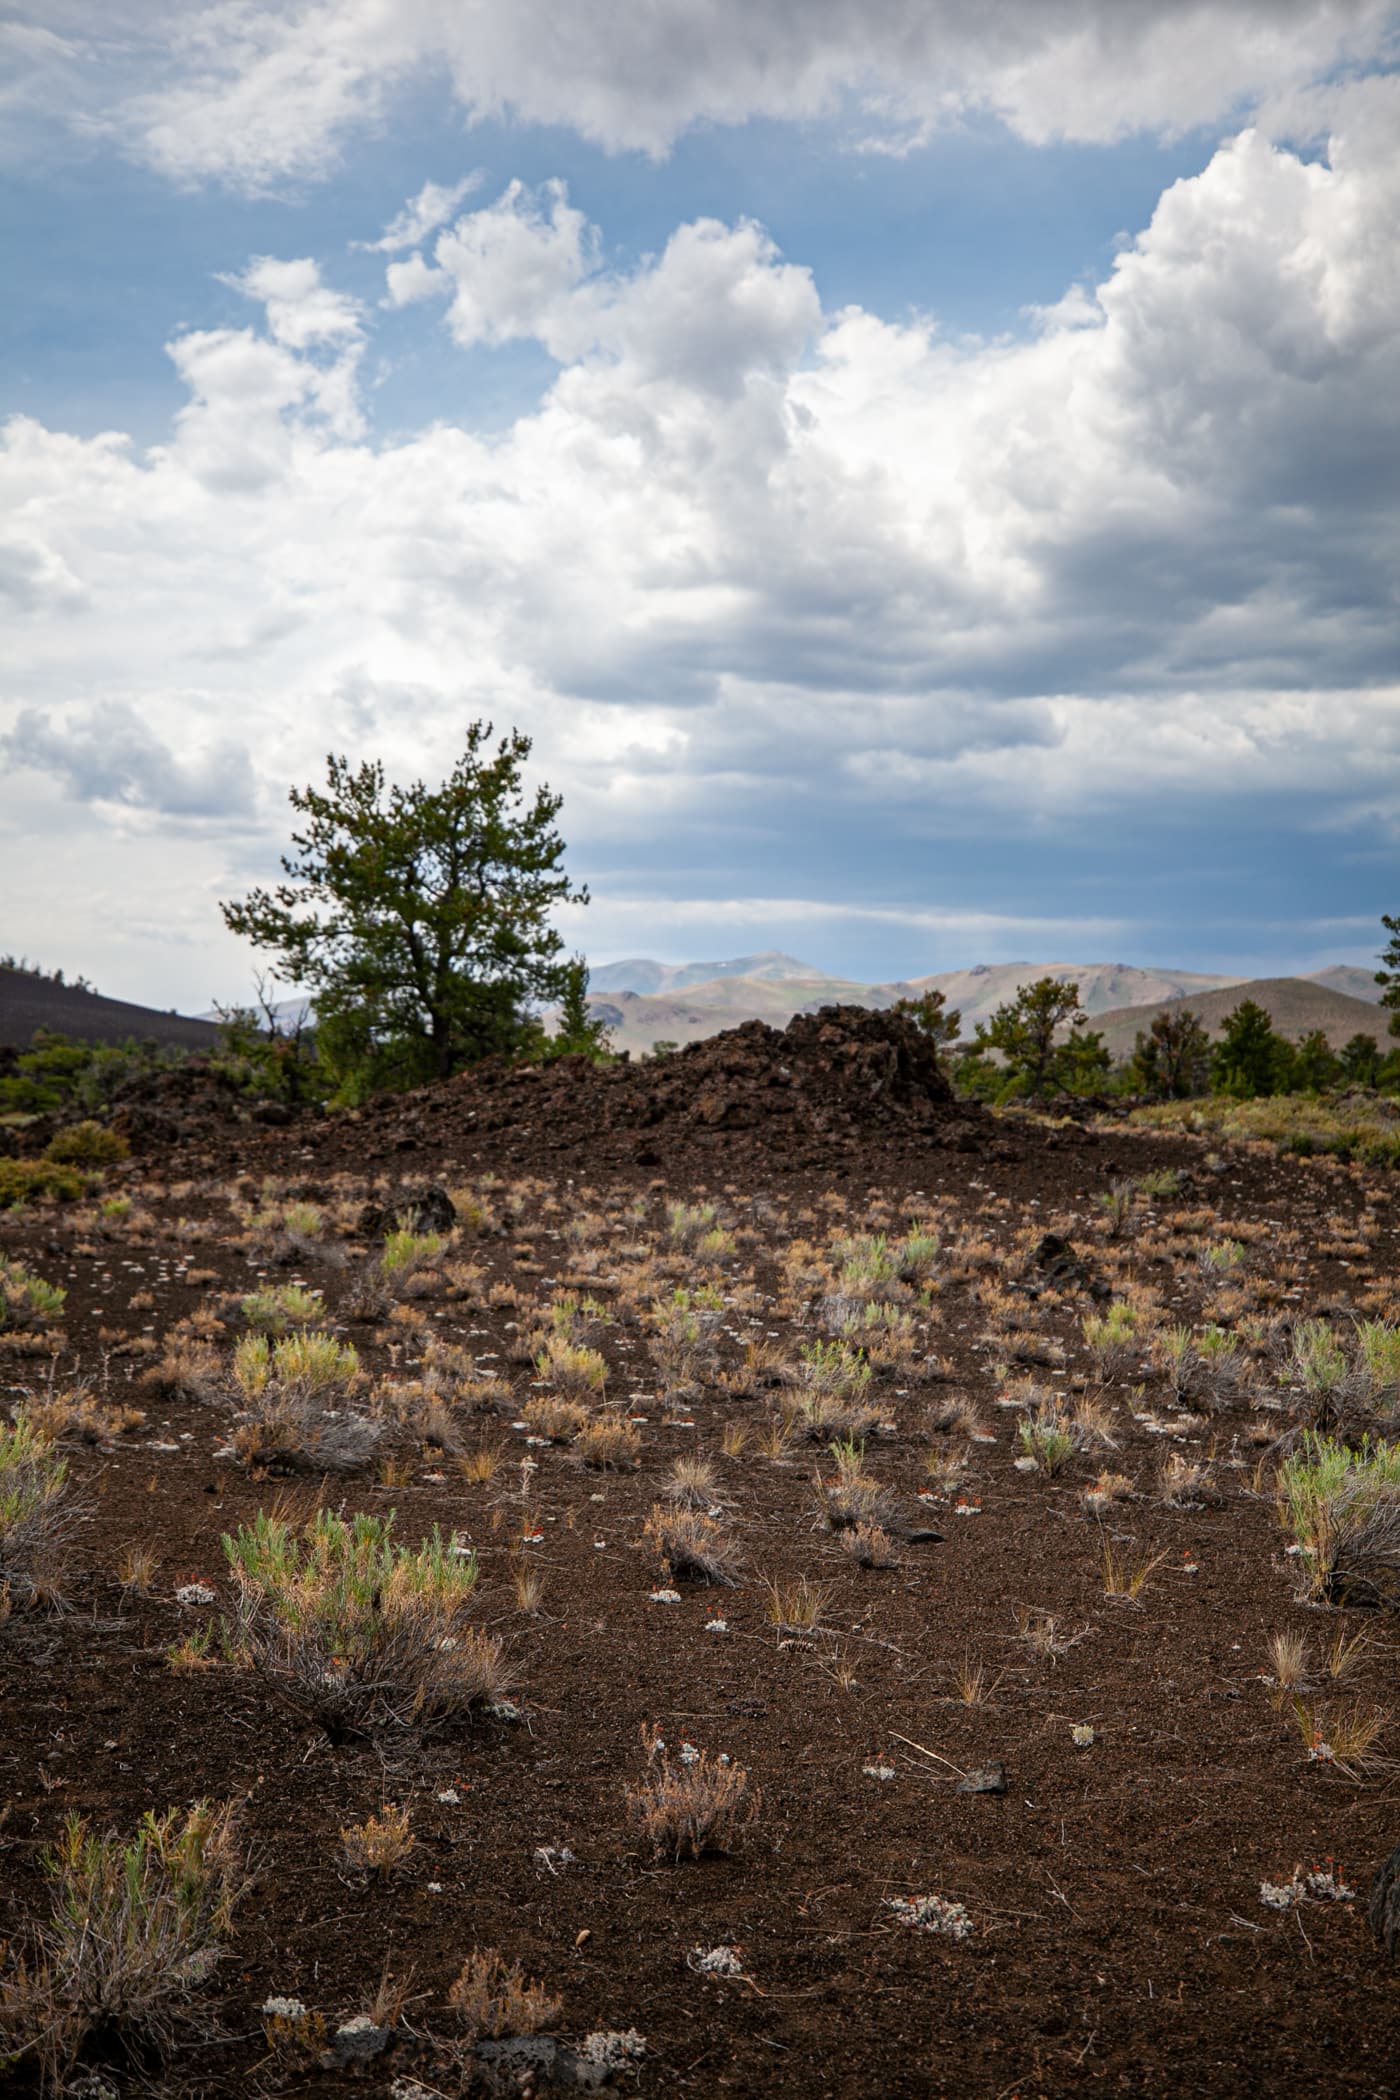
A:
[437, 1788, 460, 1805]
[649, 1587, 682, 1603]
[1072, 1724, 1095, 1747]
[687, 1944, 744, 1977]
[704, 1617, 729, 1634]
[679, 1740, 700, 1764]
[885, 1894, 973, 1940]
[579, 2030, 646, 2070]
[863, 1763, 897, 1781]
[262, 1996, 308, 2020]
[174, 1582, 215, 1606]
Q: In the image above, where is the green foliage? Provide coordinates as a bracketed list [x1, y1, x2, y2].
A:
[973, 978, 1110, 1101]
[221, 724, 587, 1095]
[890, 987, 962, 1059]
[1377, 913, 1400, 1038]
[0, 954, 97, 991]
[222, 1507, 506, 1737]
[1340, 1032, 1384, 1086]
[1276, 1432, 1400, 1603]
[239, 1283, 324, 1333]
[545, 956, 614, 1061]
[0, 1159, 87, 1211]
[1130, 1008, 1211, 1099]
[1, 1259, 67, 1327]
[44, 1119, 129, 1166]
[0, 1413, 72, 1605]
[210, 997, 323, 1106]
[1211, 999, 1294, 1099]
[0, 1029, 184, 1118]
[1291, 1028, 1340, 1094]
[0, 1800, 245, 2082]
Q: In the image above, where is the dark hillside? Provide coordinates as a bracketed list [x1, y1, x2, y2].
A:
[0, 966, 221, 1051]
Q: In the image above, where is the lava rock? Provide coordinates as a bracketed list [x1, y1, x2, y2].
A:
[1369, 1840, 1400, 1956]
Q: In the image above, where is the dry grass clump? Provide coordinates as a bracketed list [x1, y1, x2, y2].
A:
[1264, 1628, 1312, 1704]
[1014, 1605, 1085, 1663]
[0, 1800, 245, 2087]
[1159, 1451, 1222, 1508]
[521, 1394, 591, 1442]
[116, 1542, 160, 1597]
[1016, 1399, 1079, 1476]
[1081, 1470, 1134, 1516]
[627, 1728, 757, 1860]
[838, 1522, 899, 1568]
[337, 1803, 417, 1880]
[572, 1410, 642, 1469]
[1290, 1696, 1394, 1779]
[643, 1506, 742, 1585]
[814, 1439, 897, 1532]
[447, 1949, 561, 2039]
[1098, 1538, 1167, 1603]
[0, 1413, 78, 1610]
[663, 1454, 720, 1507]
[458, 1441, 507, 1485]
[764, 1571, 830, 1632]
[26, 1385, 145, 1450]
[223, 1507, 509, 1739]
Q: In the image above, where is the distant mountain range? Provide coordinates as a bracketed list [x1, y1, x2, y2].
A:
[3, 954, 1388, 1066]
[580, 953, 1388, 1058]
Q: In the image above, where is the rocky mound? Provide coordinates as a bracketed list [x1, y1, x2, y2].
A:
[23, 1006, 985, 1176]
[353, 1005, 978, 1167]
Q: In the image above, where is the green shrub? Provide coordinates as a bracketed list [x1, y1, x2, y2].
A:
[1, 1259, 67, 1329]
[239, 1282, 323, 1333]
[227, 1330, 374, 1473]
[1276, 1433, 1400, 1605]
[0, 1800, 245, 2083]
[44, 1119, 129, 1167]
[0, 1159, 87, 1211]
[223, 1507, 509, 1738]
[0, 1413, 75, 1607]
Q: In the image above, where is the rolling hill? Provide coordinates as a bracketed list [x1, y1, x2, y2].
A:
[584, 957, 1250, 1057]
[1091, 977, 1389, 1061]
[0, 968, 222, 1053]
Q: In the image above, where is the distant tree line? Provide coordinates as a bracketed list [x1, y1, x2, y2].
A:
[895, 940, 1400, 1107]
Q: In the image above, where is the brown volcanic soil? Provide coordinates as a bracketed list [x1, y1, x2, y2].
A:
[3, 1009, 1400, 2099]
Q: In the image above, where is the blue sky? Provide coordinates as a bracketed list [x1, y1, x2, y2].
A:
[2, 2, 1398, 1008]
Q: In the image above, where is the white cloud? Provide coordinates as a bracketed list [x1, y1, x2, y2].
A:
[3, 88, 1399, 1002]
[361, 174, 485, 253]
[221, 256, 363, 350]
[3, 2, 1394, 185]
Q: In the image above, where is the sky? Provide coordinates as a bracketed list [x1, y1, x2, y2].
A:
[2, 1, 1399, 1013]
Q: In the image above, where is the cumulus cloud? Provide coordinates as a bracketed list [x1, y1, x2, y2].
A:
[361, 174, 485, 253]
[2, 86, 1399, 998]
[3, 702, 258, 819]
[220, 256, 363, 350]
[2, 1, 1394, 185]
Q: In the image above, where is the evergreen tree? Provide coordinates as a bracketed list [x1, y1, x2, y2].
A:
[221, 725, 586, 1093]
[1130, 1008, 1211, 1099]
[973, 978, 1110, 1101]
